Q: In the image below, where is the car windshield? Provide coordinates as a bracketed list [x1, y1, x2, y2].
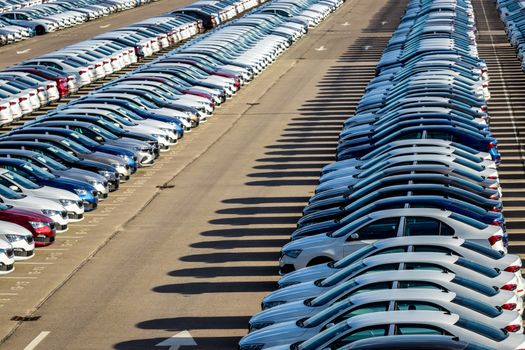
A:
[333, 245, 377, 268]
[2, 171, 41, 189]
[67, 131, 101, 147]
[47, 145, 80, 162]
[451, 296, 501, 317]
[22, 163, 57, 180]
[33, 154, 68, 171]
[298, 322, 352, 350]
[460, 240, 503, 260]
[451, 276, 498, 296]
[59, 139, 91, 155]
[455, 257, 500, 278]
[301, 300, 354, 328]
[455, 318, 508, 342]
[0, 184, 24, 199]
[90, 125, 118, 140]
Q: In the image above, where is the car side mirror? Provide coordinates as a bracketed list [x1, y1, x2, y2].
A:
[350, 233, 359, 240]
[325, 323, 335, 329]
[95, 136, 104, 142]
[9, 185, 20, 192]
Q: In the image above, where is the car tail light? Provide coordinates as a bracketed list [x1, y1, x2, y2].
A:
[491, 206, 502, 212]
[490, 193, 499, 199]
[79, 70, 87, 74]
[19, 97, 27, 102]
[0, 105, 7, 111]
[505, 265, 521, 273]
[487, 141, 497, 150]
[491, 219, 503, 226]
[46, 84, 55, 89]
[67, 76, 75, 81]
[487, 175, 498, 180]
[9, 101, 17, 105]
[502, 303, 517, 310]
[95, 63, 102, 68]
[481, 105, 488, 111]
[489, 182, 498, 189]
[37, 87, 45, 92]
[505, 324, 521, 332]
[488, 235, 502, 246]
[29, 92, 36, 96]
[501, 284, 517, 291]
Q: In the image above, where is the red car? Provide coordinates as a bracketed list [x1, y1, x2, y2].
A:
[0, 204, 56, 247]
[4, 66, 73, 97]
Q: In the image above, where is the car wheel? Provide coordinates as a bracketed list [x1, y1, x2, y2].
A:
[35, 26, 46, 35]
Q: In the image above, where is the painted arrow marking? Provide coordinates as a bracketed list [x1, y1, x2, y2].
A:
[315, 46, 327, 51]
[16, 48, 31, 54]
[364, 45, 371, 51]
[156, 331, 197, 350]
[341, 21, 349, 26]
[381, 20, 388, 25]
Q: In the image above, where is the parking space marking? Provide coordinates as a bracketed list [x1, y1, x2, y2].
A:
[0, 277, 37, 280]
[23, 332, 50, 350]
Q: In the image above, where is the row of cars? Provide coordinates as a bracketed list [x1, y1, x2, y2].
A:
[239, 0, 525, 349]
[0, 0, 339, 279]
[0, 0, 157, 46]
[0, 0, 281, 126]
[0, 0, 44, 13]
[496, 0, 525, 70]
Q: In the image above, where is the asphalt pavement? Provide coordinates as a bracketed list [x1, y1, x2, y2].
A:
[0, 0, 429, 349]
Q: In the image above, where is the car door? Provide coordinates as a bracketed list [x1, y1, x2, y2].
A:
[343, 217, 402, 255]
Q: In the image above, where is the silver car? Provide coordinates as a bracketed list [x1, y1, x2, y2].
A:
[266, 252, 519, 309]
[279, 208, 506, 273]
[278, 236, 523, 290]
[241, 289, 522, 349]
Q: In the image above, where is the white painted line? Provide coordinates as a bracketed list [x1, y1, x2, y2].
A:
[0, 276, 37, 279]
[39, 248, 69, 251]
[315, 46, 327, 51]
[364, 45, 371, 51]
[99, 24, 111, 28]
[16, 48, 31, 54]
[341, 21, 349, 26]
[0, 293, 18, 296]
[24, 331, 50, 350]
[156, 331, 196, 350]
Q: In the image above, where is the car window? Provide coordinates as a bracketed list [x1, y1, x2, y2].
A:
[451, 276, 498, 296]
[455, 258, 499, 278]
[412, 245, 457, 255]
[397, 280, 445, 290]
[330, 282, 392, 304]
[460, 241, 502, 260]
[449, 212, 488, 229]
[404, 263, 449, 272]
[374, 247, 407, 255]
[404, 217, 454, 236]
[329, 302, 389, 327]
[451, 296, 501, 317]
[396, 301, 445, 312]
[455, 318, 508, 341]
[395, 324, 449, 336]
[330, 326, 389, 347]
[354, 263, 400, 277]
[350, 217, 400, 241]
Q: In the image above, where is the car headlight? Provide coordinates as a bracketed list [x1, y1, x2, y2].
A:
[4, 234, 23, 242]
[59, 199, 77, 207]
[239, 344, 264, 350]
[29, 221, 49, 229]
[283, 249, 302, 258]
[74, 189, 88, 196]
[98, 170, 114, 179]
[41, 209, 61, 217]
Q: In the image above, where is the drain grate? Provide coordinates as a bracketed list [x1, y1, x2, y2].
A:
[11, 315, 41, 322]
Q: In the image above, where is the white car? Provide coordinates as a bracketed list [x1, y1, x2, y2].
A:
[0, 168, 84, 221]
[266, 252, 521, 309]
[266, 311, 525, 350]
[0, 220, 34, 260]
[0, 238, 14, 274]
[241, 289, 523, 349]
[0, 184, 69, 232]
[279, 208, 506, 273]
[278, 236, 523, 290]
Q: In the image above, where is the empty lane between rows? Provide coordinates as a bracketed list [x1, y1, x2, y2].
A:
[0, 0, 406, 349]
[0, 0, 196, 70]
